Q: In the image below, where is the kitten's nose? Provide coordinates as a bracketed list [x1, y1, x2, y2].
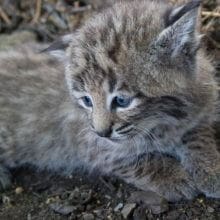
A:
[96, 128, 112, 138]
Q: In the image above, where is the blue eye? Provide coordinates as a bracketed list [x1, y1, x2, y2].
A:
[82, 96, 93, 107]
[114, 96, 132, 108]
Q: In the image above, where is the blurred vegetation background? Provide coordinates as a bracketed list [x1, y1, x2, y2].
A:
[0, 0, 219, 66]
[0, 0, 219, 45]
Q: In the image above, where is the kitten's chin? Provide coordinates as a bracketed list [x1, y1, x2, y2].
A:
[108, 134, 135, 143]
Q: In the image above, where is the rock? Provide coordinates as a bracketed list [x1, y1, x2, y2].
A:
[93, 209, 103, 217]
[83, 213, 95, 220]
[2, 195, 11, 205]
[150, 203, 168, 215]
[178, 213, 188, 220]
[132, 206, 146, 220]
[197, 197, 204, 204]
[128, 191, 169, 215]
[121, 203, 136, 219]
[15, 186, 24, 194]
[104, 194, 111, 200]
[49, 202, 76, 215]
[27, 213, 32, 220]
[81, 190, 93, 204]
[207, 206, 214, 213]
[166, 210, 180, 220]
[114, 203, 123, 212]
[69, 188, 92, 205]
[86, 204, 93, 211]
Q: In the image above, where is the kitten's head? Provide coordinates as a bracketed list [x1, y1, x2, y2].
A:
[47, 0, 217, 141]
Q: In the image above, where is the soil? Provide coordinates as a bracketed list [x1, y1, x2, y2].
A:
[0, 0, 220, 219]
[0, 168, 220, 220]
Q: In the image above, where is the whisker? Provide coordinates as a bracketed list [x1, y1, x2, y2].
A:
[119, 119, 150, 166]
[133, 125, 166, 168]
[76, 127, 90, 138]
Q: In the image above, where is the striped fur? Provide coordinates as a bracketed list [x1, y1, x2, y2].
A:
[0, 0, 220, 202]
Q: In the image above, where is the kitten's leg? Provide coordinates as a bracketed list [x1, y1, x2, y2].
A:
[179, 125, 220, 198]
[113, 154, 198, 202]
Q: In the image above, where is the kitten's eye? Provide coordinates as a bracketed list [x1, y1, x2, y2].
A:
[113, 96, 132, 108]
[81, 96, 93, 107]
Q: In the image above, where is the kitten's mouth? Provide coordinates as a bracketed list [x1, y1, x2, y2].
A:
[93, 129, 135, 142]
[108, 133, 135, 143]
[95, 134, 129, 143]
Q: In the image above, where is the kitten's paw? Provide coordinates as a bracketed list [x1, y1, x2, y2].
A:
[157, 178, 198, 202]
[0, 166, 11, 190]
[195, 167, 220, 198]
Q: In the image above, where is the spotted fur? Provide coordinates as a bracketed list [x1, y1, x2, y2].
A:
[0, 0, 220, 202]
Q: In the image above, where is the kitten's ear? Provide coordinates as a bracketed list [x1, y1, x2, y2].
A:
[164, 0, 201, 27]
[41, 34, 73, 62]
[154, 0, 202, 70]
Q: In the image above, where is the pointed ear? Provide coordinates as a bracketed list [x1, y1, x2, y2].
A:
[154, 1, 202, 71]
[41, 34, 73, 62]
[164, 0, 201, 27]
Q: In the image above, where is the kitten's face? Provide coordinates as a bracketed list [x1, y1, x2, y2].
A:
[69, 68, 192, 141]
[71, 75, 143, 140]
[62, 0, 213, 141]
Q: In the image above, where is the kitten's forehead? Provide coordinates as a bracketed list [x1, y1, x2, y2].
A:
[72, 70, 134, 95]
[69, 1, 167, 68]
[67, 0, 189, 97]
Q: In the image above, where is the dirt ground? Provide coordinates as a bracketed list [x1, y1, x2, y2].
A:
[0, 0, 220, 219]
[0, 168, 220, 220]
[0, 167, 219, 220]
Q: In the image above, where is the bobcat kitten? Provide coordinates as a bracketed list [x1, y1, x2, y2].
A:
[1, 0, 220, 202]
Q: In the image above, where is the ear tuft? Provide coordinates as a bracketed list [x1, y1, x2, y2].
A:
[41, 34, 73, 61]
[164, 0, 201, 27]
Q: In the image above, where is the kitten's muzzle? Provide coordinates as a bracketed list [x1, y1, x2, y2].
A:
[96, 128, 112, 138]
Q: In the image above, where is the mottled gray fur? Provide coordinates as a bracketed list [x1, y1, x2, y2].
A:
[0, 0, 220, 202]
